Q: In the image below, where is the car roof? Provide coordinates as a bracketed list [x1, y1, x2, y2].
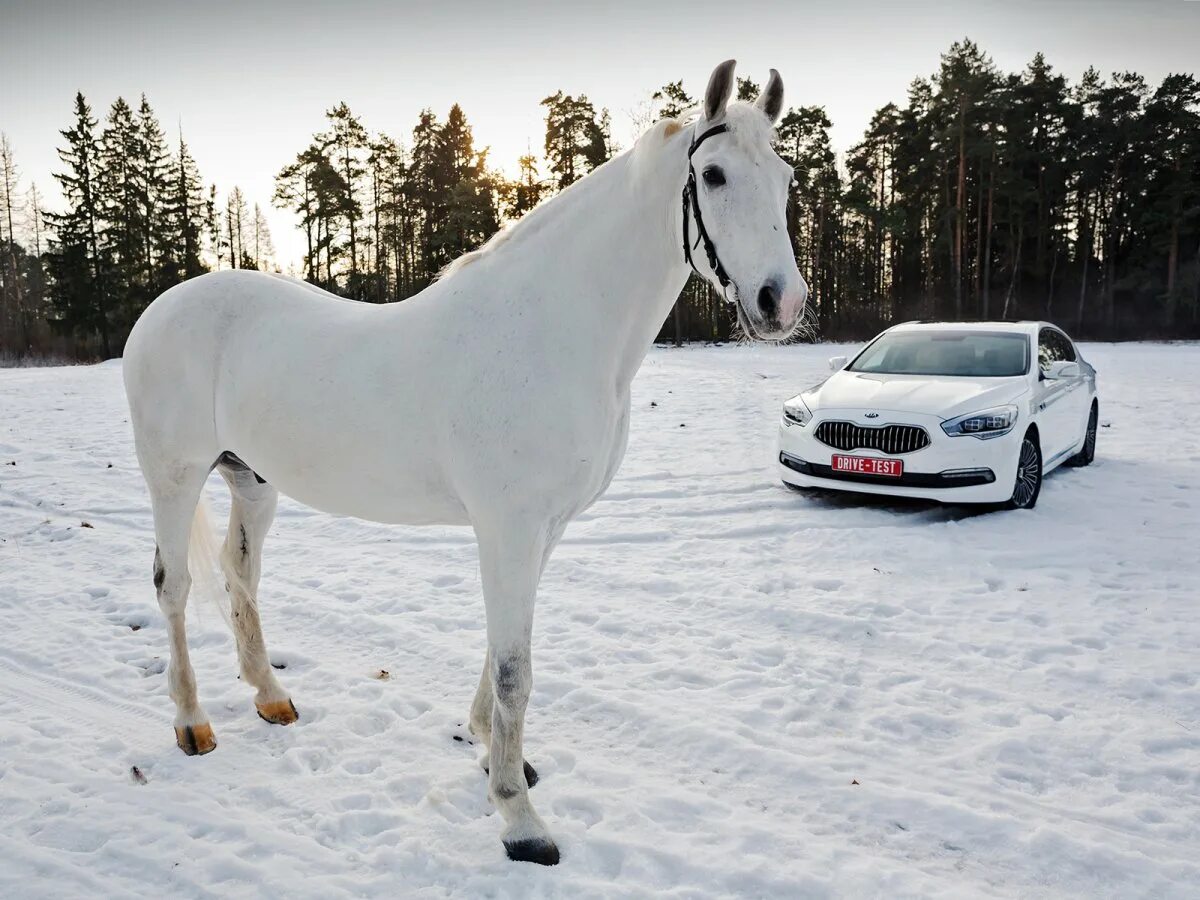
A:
[885, 320, 1043, 335]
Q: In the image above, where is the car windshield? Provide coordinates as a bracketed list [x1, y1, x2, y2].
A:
[849, 331, 1030, 377]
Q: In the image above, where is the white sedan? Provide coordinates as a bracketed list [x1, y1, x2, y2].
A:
[778, 322, 1098, 509]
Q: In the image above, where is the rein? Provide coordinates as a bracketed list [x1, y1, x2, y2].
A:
[681, 123, 732, 289]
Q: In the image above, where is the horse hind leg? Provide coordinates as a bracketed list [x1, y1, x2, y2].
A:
[147, 464, 217, 755]
[215, 453, 297, 726]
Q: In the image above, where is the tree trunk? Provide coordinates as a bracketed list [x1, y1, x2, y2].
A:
[1045, 248, 1058, 319]
[973, 156, 984, 315]
[954, 98, 966, 318]
[1076, 193, 1092, 334]
[982, 151, 995, 319]
[1002, 222, 1023, 320]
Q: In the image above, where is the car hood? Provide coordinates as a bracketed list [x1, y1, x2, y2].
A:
[806, 371, 1029, 420]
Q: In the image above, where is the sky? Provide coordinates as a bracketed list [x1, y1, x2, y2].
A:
[3, 0, 1198, 270]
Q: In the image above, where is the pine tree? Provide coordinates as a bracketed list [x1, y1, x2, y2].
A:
[98, 96, 147, 333]
[46, 93, 112, 356]
[162, 132, 208, 280]
[321, 103, 367, 294]
[652, 81, 693, 120]
[503, 152, 545, 219]
[251, 203, 275, 270]
[25, 182, 48, 346]
[225, 186, 251, 269]
[1, 133, 28, 354]
[430, 104, 501, 269]
[135, 95, 170, 295]
[541, 92, 611, 189]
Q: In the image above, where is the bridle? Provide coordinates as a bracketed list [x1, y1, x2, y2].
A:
[681, 122, 732, 290]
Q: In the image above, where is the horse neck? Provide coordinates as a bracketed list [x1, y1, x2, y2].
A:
[498, 133, 693, 391]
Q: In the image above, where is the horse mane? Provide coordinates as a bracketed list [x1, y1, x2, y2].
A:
[436, 112, 701, 282]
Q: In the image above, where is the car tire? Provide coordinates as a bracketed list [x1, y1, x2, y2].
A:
[1065, 402, 1098, 467]
[1004, 431, 1042, 510]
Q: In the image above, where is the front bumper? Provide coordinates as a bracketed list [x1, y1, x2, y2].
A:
[778, 410, 1020, 504]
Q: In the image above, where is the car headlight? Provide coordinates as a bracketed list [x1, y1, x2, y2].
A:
[941, 405, 1018, 440]
[782, 395, 813, 427]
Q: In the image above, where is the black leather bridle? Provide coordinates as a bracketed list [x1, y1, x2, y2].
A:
[681, 122, 732, 290]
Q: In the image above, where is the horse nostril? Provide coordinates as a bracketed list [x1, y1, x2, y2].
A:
[757, 282, 780, 320]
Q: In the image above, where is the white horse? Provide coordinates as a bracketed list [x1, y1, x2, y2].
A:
[123, 60, 806, 865]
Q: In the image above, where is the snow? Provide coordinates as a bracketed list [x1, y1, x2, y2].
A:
[1, 343, 1198, 898]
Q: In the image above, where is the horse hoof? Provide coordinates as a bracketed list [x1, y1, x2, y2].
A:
[503, 837, 560, 866]
[256, 699, 299, 725]
[175, 723, 217, 756]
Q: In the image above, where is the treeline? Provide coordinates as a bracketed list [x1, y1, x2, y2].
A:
[267, 43, 1200, 344]
[2, 39, 1197, 362]
[806, 41, 1200, 340]
[0, 95, 273, 359]
[271, 93, 611, 300]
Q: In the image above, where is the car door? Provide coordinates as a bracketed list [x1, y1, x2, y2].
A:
[1056, 332, 1092, 448]
[1035, 328, 1077, 461]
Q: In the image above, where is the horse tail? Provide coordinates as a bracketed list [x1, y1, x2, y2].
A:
[188, 494, 234, 631]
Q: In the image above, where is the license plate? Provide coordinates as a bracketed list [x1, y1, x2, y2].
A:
[831, 454, 903, 478]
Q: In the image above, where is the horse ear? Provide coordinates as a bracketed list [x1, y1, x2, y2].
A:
[703, 59, 737, 123]
[756, 69, 784, 125]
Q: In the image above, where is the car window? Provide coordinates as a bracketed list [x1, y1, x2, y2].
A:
[1055, 331, 1076, 362]
[1038, 329, 1075, 372]
[849, 331, 1030, 377]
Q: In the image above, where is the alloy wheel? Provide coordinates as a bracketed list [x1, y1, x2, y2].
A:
[1010, 436, 1041, 509]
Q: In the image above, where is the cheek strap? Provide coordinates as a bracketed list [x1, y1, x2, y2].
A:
[682, 123, 732, 289]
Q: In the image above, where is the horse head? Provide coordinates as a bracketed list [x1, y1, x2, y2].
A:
[682, 60, 808, 341]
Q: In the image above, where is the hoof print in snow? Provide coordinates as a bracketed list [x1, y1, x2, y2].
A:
[850, 779, 860, 785]
[130, 765, 148, 785]
[80, 521, 93, 528]
[375, 669, 390, 680]
[503, 838, 559, 866]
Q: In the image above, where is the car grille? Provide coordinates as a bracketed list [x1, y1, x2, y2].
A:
[814, 421, 930, 455]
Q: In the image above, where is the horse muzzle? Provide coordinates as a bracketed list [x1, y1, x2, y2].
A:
[740, 274, 808, 341]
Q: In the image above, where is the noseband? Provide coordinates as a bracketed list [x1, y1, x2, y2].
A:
[681, 123, 732, 289]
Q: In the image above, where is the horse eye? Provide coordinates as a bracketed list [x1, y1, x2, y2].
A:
[702, 166, 726, 187]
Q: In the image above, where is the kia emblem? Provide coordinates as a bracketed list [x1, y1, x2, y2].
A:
[864, 412, 879, 419]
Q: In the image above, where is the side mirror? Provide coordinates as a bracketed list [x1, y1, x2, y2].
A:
[828, 355, 848, 372]
[1045, 360, 1080, 379]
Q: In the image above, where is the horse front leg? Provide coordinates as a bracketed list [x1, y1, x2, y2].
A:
[475, 517, 560, 865]
[469, 648, 538, 788]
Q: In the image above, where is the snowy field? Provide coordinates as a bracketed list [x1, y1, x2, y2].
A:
[1, 343, 1198, 898]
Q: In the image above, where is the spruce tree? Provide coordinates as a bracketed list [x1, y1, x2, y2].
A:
[46, 93, 111, 356]
[135, 95, 170, 295]
[98, 96, 146, 333]
[163, 132, 208, 281]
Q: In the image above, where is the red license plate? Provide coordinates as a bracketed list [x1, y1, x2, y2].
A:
[831, 454, 903, 478]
